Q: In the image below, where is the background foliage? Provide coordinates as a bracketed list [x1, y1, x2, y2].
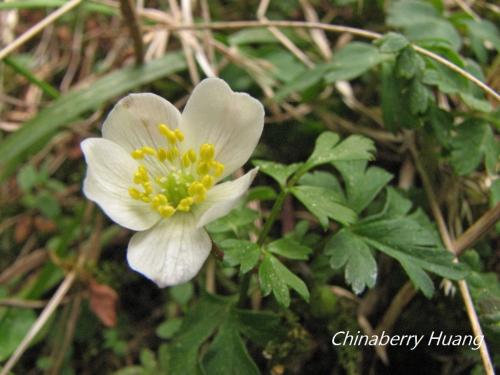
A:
[0, 0, 498, 374]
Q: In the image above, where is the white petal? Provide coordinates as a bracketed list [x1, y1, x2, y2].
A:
[194, 168, 258, 228]
[127, 214, 211, 287]
[102, 93, 182, 152]
[180, 78, 264, 179]
[82, 138, 160, 231]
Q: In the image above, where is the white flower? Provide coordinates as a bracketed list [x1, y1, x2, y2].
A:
[81, 78, 264, 287]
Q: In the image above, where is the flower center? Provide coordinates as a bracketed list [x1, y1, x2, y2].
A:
[127, 124, 225, 218]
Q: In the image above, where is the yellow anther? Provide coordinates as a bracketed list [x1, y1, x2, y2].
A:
[188, 182, 206, 196]
[142, 182, 153, 194]
[131, 149, 145, 159]
[200, 144, 215, 160]
[167, 147, 179, 162]
[159, 205, 175, 218]
[197, 162, 210, 176]
[152, 194, 168, 208]
[157, 148, 167, 162]
[188, 149, 197, 163]
[177, 197, 194, 212]
[201, 175, 214, 189]
[141, 195, 151, 203]
[142, 146, 156, 155]
[138, 165, 148, 176]
[159, 124, 178, 144]
[174, 129, 185, 142]
[182, 152, 192, 168]
[192, 192, 206, 204]
[212, 161, 225, 177]
[128, 187, 141, 200]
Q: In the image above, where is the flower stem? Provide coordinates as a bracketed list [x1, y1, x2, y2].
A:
[237, 189, 288, 307]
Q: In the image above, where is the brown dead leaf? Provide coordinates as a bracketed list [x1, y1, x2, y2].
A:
[88, 279, 118, 327]
[15, 216, 33, 244]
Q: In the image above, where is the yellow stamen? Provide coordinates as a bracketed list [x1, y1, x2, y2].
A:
[201, 175, 214, 189]
[128, 188, 141, 200]
[157, 148, 167, 162]
[159, 205, 175, 218]
[200, 144, 215, 160]
[174, 129, 185, 142]
[131, 149, 145, 159]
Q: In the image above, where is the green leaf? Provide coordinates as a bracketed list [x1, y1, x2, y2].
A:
[291, 185, 357, 228]
[354, 218, 467, 280]
[267, 238, 312, 260]
[325, 230, 377, 294]
[233, 309, 284, 345]
[324, 42, 384, 82]
[259, 254, 309, 307]
[246, 186, 277, 202]
[252, 160, 302, 188]
[377, 32, 409, 53]
[450, 119, 499, 175]
[259, 254, 289, 306]
[333, 160, 393, 214]
[399, 259, 435, 298]
[298, 171, 344, 200]
[0, 53, 186, 182]
[202, 320, 259, 375]
[0, 308, 37, 361]
[275, 64, 330, 101]
[387, 0, 461, 50]
[17, 164, 38, 192]
[305, 132, 375, 170]
[167, 293, 232, 375]
[219, 239, 260, 273]
[409, 79, 429, 115]
[395, 47, 424, 79]
[206, 207, 259, 234]
[156, 319, 183, 339]
[169, 282, 194, 306]
[381, 62, 421, 131]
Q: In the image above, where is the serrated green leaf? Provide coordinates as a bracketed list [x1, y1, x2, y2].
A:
[395, 47, 423, 79]
[206, 207, 259, 234]
[234, 309, 284, 345]
[252, 160, 302, 188]
[168, 293, 232, 375]
[333, 160, 393, 214]
[381, 62, 421, 131]
[399, 260, 435, 298]
[291, 185, 357, 228]
[270, 255, 310, 303]
[298, 171, 345, 201]
[202, 320, 259, 375]
[305, 132, 375, 170]
[267, 238, 312, 260]
[409, 79, 429, 115]
[259, 254, 289, 306]
[259, 254, 309, 306]
[219, 239, 260, 273]
[387, 0, 461, 50]
[377, 32, 409, 53]
[326, 230, 377, 294]
[324, 42, 384, 82]
[450, 119, 499, 175]
[0, 53, 186, 182]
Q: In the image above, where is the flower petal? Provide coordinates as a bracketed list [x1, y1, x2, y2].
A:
[180, 78, 264, 179]
[194, 168, 258, 228]
[102, 93, 182, 153]
[82, 138, 160, 231]
[127, 214, 211, 287]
